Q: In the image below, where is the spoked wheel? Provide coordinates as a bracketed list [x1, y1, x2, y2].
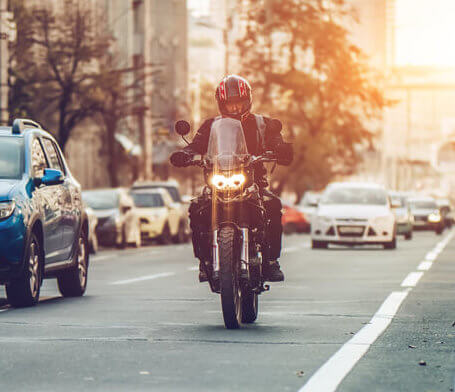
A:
[219, 226, 242, 329]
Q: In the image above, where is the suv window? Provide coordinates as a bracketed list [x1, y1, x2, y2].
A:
[0, 137, 24, 179]
[31, 139, 48, 178]
[41, 138, 65, 173]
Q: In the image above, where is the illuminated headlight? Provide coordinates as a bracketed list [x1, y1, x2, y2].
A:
[211, 174, 246, 190]
[428, 213, 441, 223]
[0, 201, 16, 220]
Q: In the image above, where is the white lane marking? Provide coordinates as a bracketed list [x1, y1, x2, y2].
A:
[110, 272, 175, 285]
[299, 291, 408, 392]
[401, 271, 424, 287]
[0, 308, 9, 313]
[188, 266, 199, 271]
[417, 261, 433, 271]
[425, 252, 437, 261]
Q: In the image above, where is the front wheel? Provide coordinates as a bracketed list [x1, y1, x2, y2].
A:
[219, 226, 242, 329]
[404, 231, 412, 240]
[6, 233, 42, 307]
[312, 240, 328, 249]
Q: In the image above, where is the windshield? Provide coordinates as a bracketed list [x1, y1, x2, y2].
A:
[131, 192, 164, 208]
[409, 200, 437, 210]
[321, 187, 388, 206]
[0, 137, 24, 179]
[301, 193, 320, 207]
[206, 118, 248, 170]
[82, 190, 119, 210]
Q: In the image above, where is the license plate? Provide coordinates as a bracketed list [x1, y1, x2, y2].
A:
[338, 226, 364, 234]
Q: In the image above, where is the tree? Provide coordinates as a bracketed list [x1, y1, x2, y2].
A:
[236, 0, 388, 200]
[9, 0, 116, 151]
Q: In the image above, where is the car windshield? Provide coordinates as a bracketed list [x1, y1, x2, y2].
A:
[0, 137, 24, 179]
[206, 118, 249, 170]
[321, 187, 388, 206]
[131, 192, 164, 208]
[410, 200, 437, 209]
[82, 190, 119, 210]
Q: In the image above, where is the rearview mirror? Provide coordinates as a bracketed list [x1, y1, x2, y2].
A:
[39, 168, 64, 186]
[175, 120, 191, 136]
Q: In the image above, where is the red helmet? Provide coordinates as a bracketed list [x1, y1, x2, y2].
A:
[215, 75, 252, 121]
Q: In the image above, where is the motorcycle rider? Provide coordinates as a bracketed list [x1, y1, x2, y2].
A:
[170, 75, 293, 282]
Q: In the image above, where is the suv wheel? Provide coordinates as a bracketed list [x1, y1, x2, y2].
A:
[159, 223, 172, 245]
[173, 221, 187, 244]
[6, 233, 42, 307]
[57, 230, 88, 297]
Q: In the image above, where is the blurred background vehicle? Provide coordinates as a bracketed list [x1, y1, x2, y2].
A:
[82, 188, 141, 248]
[131, 180, 190, 242]
[297, 192, 320, 231]
[85, 205, 99, 254]
[312, 182, 397, 249]
[282, 201, 310, 234]
[389, 191, 414, 240]
[130, 188, 187, 244]
[408, 196, 444, 235]
[436, 198, 453, 229]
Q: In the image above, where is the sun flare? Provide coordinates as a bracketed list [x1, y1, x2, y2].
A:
[394, 0, 455, 67]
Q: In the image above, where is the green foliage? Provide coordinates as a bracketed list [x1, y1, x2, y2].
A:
[236, 0, 388, 199]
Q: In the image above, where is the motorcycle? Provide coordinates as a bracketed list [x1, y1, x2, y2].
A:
[174, 117, 281, 329]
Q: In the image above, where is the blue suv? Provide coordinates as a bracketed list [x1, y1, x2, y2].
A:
[0, 119, 89, 307]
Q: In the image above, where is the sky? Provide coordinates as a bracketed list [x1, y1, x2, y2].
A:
[395, 0, 455, 67]
[187, 0, 210, 16]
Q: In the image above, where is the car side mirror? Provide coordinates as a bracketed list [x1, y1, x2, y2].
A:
[38, 168, 64, 186]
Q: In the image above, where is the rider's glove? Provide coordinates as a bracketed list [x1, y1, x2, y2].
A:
[276, 143, 293, 166]
[170, 151, 192, 167]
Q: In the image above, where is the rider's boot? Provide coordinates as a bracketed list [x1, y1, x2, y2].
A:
[263, 260, 284, 282]
[199, 260, 208, 282]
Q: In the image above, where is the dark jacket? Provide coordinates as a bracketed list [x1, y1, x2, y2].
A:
[183, 114, 286, 187]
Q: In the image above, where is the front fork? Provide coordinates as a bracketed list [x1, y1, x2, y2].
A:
[212, 227, 249, 278]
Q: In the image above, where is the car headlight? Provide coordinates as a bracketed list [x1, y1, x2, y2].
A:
[0, 201, 16, 220]
[374, 215, 391, 225]
[211, 173, 246, 190]
[317, 216, 332, 224]
[428, 212, 441, 223]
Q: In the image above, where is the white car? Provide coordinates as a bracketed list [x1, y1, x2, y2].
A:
[311, 182, 397, 249]
[130, 188, 185, 244]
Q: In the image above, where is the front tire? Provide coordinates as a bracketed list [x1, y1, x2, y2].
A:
[219, 226, 242, 329]
[57, 230, 89, 297]
[159, 223, 172, 245]
[6, 233, 42, 307]
[404, 231, 412, 240]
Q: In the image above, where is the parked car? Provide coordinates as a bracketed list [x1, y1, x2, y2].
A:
[130, 188, 186, 244]
[311, 182, 397, 249]
[82, 188, 141, 248]
[131, 180, 190, 242]
[85, 205, 99, 254]
[297, 191, 320, 230]
[408, 196, 444, 234]
[0, 119, 90, 307]
[436, 198, 453, 229]
[282, 201, 310, 234]
[389, 191, 413, 240]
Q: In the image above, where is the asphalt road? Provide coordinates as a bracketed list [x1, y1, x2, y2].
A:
[0, 230, 454, 392]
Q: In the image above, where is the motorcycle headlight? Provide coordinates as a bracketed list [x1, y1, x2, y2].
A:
[211, 173, 246, 190]
[0, 201, 16, 220]
[428, 212, 441, 223]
